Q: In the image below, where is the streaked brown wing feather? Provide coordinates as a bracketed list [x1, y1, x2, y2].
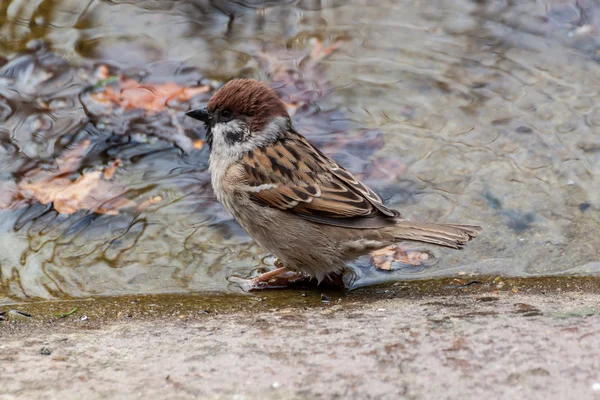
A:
[239, 133, 401, 228]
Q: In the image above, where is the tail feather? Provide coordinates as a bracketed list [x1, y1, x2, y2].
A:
[392, 221, 482, 249]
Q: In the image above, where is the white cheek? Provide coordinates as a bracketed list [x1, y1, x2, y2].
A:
[210, 122, 230, 148]
[211, 120, 250, 152]
[209, 120, 250, 203]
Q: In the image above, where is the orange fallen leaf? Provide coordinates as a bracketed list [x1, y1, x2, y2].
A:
[371, 249, 394, 270]
[19, 169, 134, 215]
[91, 76, 209, 113]
[257, 38, 342, 109]
[135, 195, 163, 212]
[371, 245, 430, 271]
[55, 140, 91, 174]
[17, 142, 135, 215]
[309, 38, 341, 61]
[102, 159, 121, 180]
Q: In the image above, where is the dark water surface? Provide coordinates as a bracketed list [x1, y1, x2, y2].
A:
[0, 0, 599, 304]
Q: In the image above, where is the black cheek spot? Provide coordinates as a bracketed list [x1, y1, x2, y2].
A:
[224, 129, 246, 145]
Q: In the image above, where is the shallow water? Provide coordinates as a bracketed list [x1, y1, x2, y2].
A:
[0, 0, 599, 304]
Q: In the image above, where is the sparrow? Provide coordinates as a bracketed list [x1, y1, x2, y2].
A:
[186, 79, 482, 287]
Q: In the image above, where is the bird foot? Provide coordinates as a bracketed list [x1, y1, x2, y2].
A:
[228, 266, 310, 291]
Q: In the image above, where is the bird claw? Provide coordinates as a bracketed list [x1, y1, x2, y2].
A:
[228, 268, 310, 291]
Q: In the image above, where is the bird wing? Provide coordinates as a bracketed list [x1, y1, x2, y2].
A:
[237, 133, 401, 229]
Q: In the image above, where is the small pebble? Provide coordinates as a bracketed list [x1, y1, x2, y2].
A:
[272, 381, 281, 389]
[592, 382, 600, 391]
[515, 126, 533, 134]
[40, 347, 52, 356]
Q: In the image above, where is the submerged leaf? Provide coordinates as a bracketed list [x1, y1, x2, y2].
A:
[371, 246, 430, 271]
[91, 77, 209, 113]
[16, 141, 136, 215]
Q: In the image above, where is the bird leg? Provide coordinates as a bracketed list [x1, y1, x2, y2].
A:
[228, 266, 310, 291]
[254, 266, 290, 282]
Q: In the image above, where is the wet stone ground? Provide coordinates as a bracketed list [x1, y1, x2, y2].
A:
[2, 277, 600, 399]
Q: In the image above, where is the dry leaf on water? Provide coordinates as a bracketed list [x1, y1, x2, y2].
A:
[371, 246, 430, 271]
[258, 38, 342, 117]
[87, 66, 209, 151]
[91, 73, 209, 113]
[17, 141, 136, 215]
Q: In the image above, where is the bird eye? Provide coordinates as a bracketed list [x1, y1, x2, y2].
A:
[220, 109, 233, 121]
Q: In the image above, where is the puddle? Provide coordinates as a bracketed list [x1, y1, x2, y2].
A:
[0, 0, 599, 304]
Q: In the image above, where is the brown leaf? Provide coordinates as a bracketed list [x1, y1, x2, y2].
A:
[16, 142, 135, 215]
[102, 159, 121, 180]
[135, 195, 163, 212]
[91, 76, 209, 113]
[371, 245, 430, 271]
[258, 38, 342, 110]
[310, 38, 341, 61]
[19, 169, 134, 215]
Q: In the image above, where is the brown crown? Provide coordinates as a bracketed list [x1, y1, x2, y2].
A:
[207, 79, 289, 131]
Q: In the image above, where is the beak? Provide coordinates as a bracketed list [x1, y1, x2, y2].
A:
[185, 107, 212, 124]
